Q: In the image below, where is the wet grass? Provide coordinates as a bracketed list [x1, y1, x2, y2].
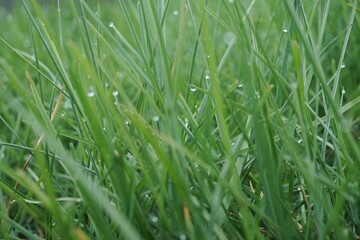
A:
[0, 0, 359, 239]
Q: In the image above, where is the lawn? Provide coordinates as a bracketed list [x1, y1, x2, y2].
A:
[0, 0, 359, 239]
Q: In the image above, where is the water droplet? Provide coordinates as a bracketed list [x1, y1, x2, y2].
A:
[118, 72, 125, 79]
[282, 29, 288, 33]
[23, 154, 31, 161]
[223, 32, 236, 45]
[228, 0, 234, 3]
[341, 63, 346, 69]
[6, 14, 13, 22]
[254, 91, 260, 99]
[112, 90, 119, 97]
[63, 99, 72, 109]
[179, 234, 187, 240]
[23, 39, 31, 48]
[231, 142, 235, 146]
[173, 10, 179, 16]
[206, 54, 211, 58]
[205, 74, 210, 81]
[87, 88, 95, 97]
[187, 20, 193, 27]
[114, 150, 120, 157]
[126, 151, 132, 158]
[297, 223, 303, 233]
[103, 127, 106, 132]
[189, 86, 197, 92]
[125, 120, 130, 125]
[150, 215, 158, 223]
[184, 118, 189, 127]
[109, 22, 114, 28]
[152, 115, 160, 122]
[238, 83, 243, 88]
[341, 87, 346, 95]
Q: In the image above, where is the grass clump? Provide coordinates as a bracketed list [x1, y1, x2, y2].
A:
[0, 0, 359, 239]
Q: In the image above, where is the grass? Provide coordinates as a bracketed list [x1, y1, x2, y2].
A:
[0, 0, 359, 239]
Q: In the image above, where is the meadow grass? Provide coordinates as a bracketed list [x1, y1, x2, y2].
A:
[0, 0, 359, 239]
